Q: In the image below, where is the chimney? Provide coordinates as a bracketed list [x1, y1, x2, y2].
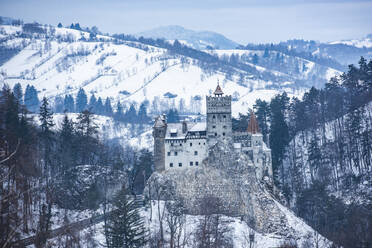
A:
[182, 121, 187, 133]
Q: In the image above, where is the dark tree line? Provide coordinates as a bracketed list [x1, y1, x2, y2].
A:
[232, 57, 372, 247]
[0, 85, 153, 247]
[11, 85, 152, 124]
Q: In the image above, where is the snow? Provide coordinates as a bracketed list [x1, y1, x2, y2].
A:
[0, 24, 335, 118]
[74, 199, 331, 247]
[330, 38, 372, 48]
[30, 113, 153, 150]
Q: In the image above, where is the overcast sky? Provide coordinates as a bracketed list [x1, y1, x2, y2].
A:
[1, 0, 371, 44]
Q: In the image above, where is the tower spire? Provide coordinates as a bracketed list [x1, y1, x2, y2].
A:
[247, 110, 260, 134]
[214, 79, 224, 96]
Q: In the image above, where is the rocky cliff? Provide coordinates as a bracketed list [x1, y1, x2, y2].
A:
[146, 140, 328, 243]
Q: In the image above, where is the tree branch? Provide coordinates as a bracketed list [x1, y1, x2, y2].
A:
[0, 139, 20, 164]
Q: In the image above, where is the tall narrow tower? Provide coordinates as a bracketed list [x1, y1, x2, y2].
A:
[153, 115, 167, 172]
[206, 82, 232, 148]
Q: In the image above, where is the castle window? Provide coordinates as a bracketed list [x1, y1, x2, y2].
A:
[178, 163, 182, 167]
[167, 152, 170, 156]
[170, 163, 173, 167]
[194, 151, 198, 155]
[199, 142, 201, 145]
[196, 162, 199, 166]
[190, 162, 193, 166]
[213, 125, 216, 128]
[223, 132, 225, 136]
[171, 143, 174, 146]
[180, 143, 182, 146]
[215, 133, 217, 136]
[223, 125, 226, 129]
[223, 115, 226, 118]
[213, 115, 216, 119]
[190, 143, 192, 147]
[175, 152, 178, 156]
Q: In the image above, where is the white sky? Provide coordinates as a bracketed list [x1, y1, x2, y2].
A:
[1, 0, 371, 44]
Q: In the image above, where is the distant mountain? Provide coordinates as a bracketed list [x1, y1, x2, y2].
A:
[329, 34, 372, 48]
[136, 25, 239, 50]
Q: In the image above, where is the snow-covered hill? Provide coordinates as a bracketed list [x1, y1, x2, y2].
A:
[330, 33, 372, 48]
[0, 23, 341, 116]
[136, 25, 239, 50]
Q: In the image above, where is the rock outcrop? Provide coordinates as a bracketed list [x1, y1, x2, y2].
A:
[145, 141, 312, 239]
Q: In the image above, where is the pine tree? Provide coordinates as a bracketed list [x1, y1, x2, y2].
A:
[39, 97, 55, 139]
[39, 97, 55, 173]
[114, 101, 124, 121]
[54, 96, 64, 113]
[63, 94, 75, 112]
[105, 187, 147, 248]
[57, 22, 63, 28]
[269, 93, 289, 187]
[104, 97, 113, 116]
[76, 88, 88, 113]
[58, 114, 76, 176]
[252, 53, 259, 64]
[88, 94, 97, 113]
[76, 110, 98, 137]
[24, 84, 39, 112]
[125, 104, 138, 123]
[137, 102, 149, 124]
[254, 99, 270, 144]
[96, 97, 104, 115]
[76, 110, 98, 164]
[167, 109, 180, 123]
[13, 83, 23, 105]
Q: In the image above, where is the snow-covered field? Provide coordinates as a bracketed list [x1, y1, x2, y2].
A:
[0, 24, 341, 117]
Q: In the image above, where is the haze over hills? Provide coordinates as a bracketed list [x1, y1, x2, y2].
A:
[135, 25, 240, 50]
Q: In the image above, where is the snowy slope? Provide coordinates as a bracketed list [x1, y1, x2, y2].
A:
[330, 36, 372, 48]
[136, 25, 239, 50]
[0, 24, 340, 116]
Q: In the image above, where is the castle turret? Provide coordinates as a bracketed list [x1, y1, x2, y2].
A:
[206, 82, 232, 148]
[153, 114, 167, 172]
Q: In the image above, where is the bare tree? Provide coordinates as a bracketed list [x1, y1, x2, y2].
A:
[194, 196, 233, 248]
[165, 199, 187, 248]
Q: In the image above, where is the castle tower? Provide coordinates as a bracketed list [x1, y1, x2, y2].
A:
[153, 115, 167, 172]
[206, 82, 232, 148]
[247, 110, 260, 134]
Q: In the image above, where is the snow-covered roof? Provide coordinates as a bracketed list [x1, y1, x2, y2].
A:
[165, 122, 206, 140]
[154, 115, 166, 128]
[165, 123, 185, 139]
[189, 122, 206, 132]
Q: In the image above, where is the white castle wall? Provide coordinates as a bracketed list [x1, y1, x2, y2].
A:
[164, 137, 207, 170]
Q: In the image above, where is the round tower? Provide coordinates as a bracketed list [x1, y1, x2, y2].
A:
[153, 114, 167, 172]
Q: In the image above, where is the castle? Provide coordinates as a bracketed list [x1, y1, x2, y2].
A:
[153, 83, 273, 181]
